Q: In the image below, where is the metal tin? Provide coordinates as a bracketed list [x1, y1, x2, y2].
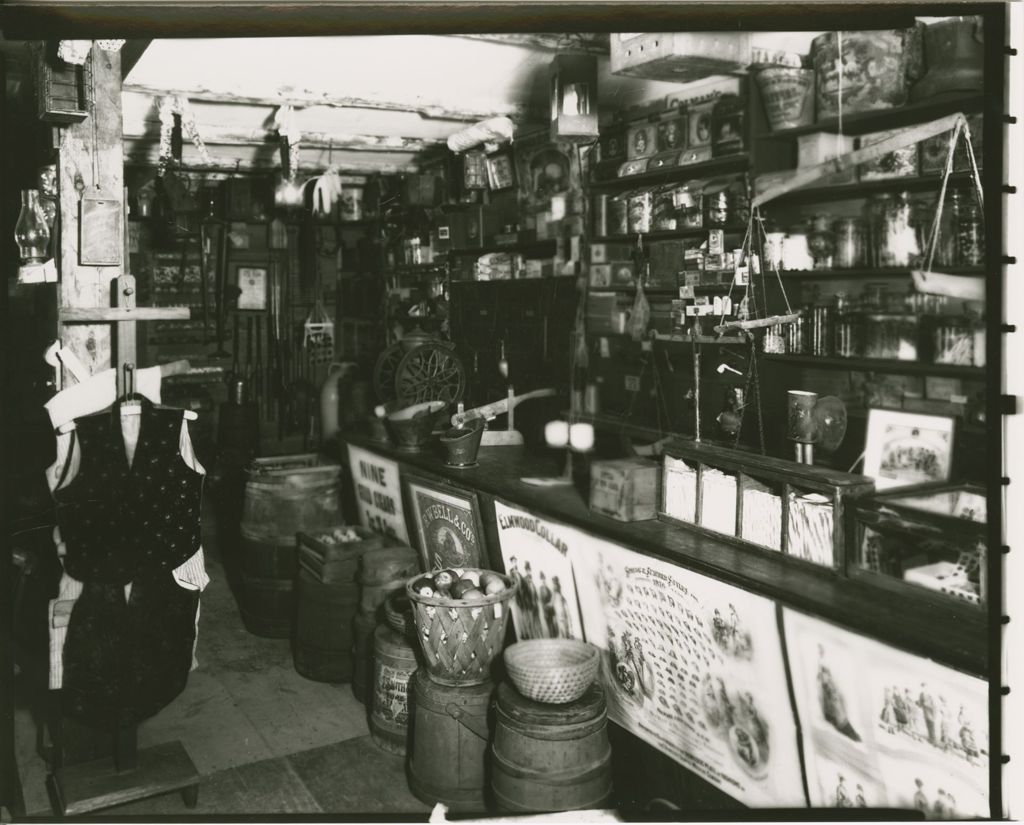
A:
[687, 100, 714, 149]
[657, 113, 687, 152]
[704, 186, 730, 227]
[672, 184, 703, 228]
[711, 93, 745, 157]
[592, 194, 610, 236]
[608, 195, 630, 236]
[652, 186, 678, 231]
[626, 122, 656, 160]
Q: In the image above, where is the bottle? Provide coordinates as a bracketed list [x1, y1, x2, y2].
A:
[958, 201, 984, 266]
[938, 188, 961, 267]
[14, 189, 51, 263]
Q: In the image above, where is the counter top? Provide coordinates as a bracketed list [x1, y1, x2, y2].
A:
[341, 433, 987, 676]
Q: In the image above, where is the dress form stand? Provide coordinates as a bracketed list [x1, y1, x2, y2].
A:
[48, 196, 200, 816]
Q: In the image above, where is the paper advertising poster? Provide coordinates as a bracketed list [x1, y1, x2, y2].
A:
[493, 501, 584, 641]
[406, 476, 484, 571]
[782, 609, 988, 818]
[571, 539, 806, 807]
[345, 444, 409, 543]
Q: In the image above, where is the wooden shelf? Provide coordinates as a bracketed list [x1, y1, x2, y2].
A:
[756, 93, 984, 141]
[763, 353, 984, 378]
[779, 265, 985, 280]
[587, 155, 749, 193]
[450, 275, 576, 286]
[591, 224, 747, 244]
[756, 171, 977, 206]
[447, 239, 557, 257]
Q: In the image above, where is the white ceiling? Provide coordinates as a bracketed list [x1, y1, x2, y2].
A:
[121, 32, 824, 175]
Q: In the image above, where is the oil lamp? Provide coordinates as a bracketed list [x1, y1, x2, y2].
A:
[14, 189, 51, 264]
[549, 55, 599, 143]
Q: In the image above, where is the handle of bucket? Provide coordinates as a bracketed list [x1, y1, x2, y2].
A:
[445, 702, 489, 742]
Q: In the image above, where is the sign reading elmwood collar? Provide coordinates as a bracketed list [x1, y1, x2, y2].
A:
[346, 444, 409, 543]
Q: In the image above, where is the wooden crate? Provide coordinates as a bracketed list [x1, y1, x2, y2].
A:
[610, 33, 752, 82]
[590, 457, 661, 522]
[36, 48, 91, 124]
[658, 438, 875, 570]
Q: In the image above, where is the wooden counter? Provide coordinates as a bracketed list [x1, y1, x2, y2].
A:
[340, 433, 987, 677]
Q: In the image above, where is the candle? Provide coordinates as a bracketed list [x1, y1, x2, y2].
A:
[569, 422, 595, 452]
[545, 420, 570, 448]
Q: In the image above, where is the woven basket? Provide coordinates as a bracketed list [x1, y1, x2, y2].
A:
[503, 639, 600, 704]
[406, 568, 518, 686]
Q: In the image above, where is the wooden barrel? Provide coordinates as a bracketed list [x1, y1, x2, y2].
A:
[408, 670, 494, 811]
[369, 625, 418, 755]
[358, 546, 419, 617]
[490, 681, 612, 813]
[351, 611, 378, 705]
[238, 457, 342, 638]
[293, 569, 360, 683]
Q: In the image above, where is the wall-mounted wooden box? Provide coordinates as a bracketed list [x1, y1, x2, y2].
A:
[659, 439, 874, 570]
[611, 33, 752, 83]
[35, 45, 92, 124]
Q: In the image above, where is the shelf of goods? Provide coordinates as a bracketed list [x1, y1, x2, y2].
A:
[762, 353, 984, 378]
[755, 171, 982, 207]
[658, 438, 874, 571]
[449, 275, 576, 286]
[778, 265, 985, 280]
[590, 224, 747, 245]
[447, 239, 557, 258]
[588, 155, 749, 193]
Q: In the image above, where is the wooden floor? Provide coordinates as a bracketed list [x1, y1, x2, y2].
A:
[12, 495, 431, 818]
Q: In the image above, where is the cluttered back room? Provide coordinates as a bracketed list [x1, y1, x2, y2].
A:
[1, 3, 1014, 820]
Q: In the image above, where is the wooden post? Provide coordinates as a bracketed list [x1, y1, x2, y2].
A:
[55, 43, 125, 387]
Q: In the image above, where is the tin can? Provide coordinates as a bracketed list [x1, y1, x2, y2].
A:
[657, 113, 687, 153]
[672, 184, 703, 228]
[592, 194, 610, 236]
[652, 186, 678, 231]
[627, 190, 652, 235]
[608, 195, 630, 236]
[711, 94, 745, 157]
[627, 122, 656, 160]
[705, 188, 730, 226]
[687, 100, 714, 150]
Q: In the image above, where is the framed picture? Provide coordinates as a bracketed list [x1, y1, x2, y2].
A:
[231, 257, 269, 311]
[403, 474, 487, 571]
[863, 409, 955, 490]
[461, 149, 489, 191]
[486, 148, 517, 191]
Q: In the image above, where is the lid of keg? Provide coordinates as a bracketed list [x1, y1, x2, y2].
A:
[497, 680, 605, 726]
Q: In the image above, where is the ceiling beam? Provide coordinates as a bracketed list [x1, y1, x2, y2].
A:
[451, 33, 609, 56]
[122, 144, 419, 175]
[119, 39, 151, 78]
[123, 124, 440, 153]
[122, 82, 523, 122]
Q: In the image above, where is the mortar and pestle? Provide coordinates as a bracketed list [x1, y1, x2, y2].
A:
[440, 417, 485, 468]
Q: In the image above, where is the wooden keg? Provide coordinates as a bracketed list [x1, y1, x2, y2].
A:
[293, 569, 360, 683]
[351, 611, 378, 705]
[358, 546, 419, 617]
[408, 670, 493, 811]
[369, 625, 418, 755]
[490, 681, 612, 813]
[238, 456, 341, 638]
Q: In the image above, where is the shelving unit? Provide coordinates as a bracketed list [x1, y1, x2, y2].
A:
[778, 265, 985, 280]
[762, 353, 984, 378]
[756, 170, 980, 206]
[447, 239, 557, 257]
[591, 224, 747, 244]
[587, 155, 749, 193]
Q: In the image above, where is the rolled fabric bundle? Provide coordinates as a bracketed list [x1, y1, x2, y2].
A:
[447, 116, 516, 153]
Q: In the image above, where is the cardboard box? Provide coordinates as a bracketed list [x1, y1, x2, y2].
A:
[598, 125, 629, 164]
[589, 457, 662, 522]
[919, 115, 983, 176]
[797, 131, 857, 186]
[591, 243, 633, 264]
[649, 241, 686, 283]
[859, 129, 919, 181]
[589, 263, 613, 288]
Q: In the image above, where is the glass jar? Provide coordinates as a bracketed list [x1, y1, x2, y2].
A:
[833, 217, 866, 269]
[807, 215, 836, 270]
[971, 314, 986, 368]
[704, 185, 730, 226]
[864, 314, 918, 360]
[879, 192, 920, 268]
[627, 190, 653, 234]
[14, 189, 51, 263]
[934, 316, 974, 365]
[672, 184, 703, 228]
[958, 201, 985, 266]
[834, 294, 863, 358]
[937, 188, 962, 267]
[865, 193, 892, 268]
[809, 303, 835, 355]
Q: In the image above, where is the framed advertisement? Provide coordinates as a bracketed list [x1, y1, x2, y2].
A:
[230, 255, 270, 311]
[485, 148, 517, 191]
[863, 409, 955, 491]
[404, 474, 486, 571]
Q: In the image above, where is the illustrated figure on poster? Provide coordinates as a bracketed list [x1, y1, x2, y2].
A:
[816, 645, 861, 742]
[959, 704, 980, 760]
[611, 629, 637, 696]
[907, 686, 928, 739]
[933, 789, 948, 819]
[508, 556, 529, 634]
[731, 726, 759, 772]
[913, 778, 929, 815]
[880, 686, 897, 732]
[701, 673, 724, 728]
[919, 683, 938, 745]
[632, 637, 655, 698]
[855, 784, 867, 808]
[710, 603, 753, 659]
[597, 556, 623, 608]
[938, 696, 952, 750]
[551, 576, 572, 638]
[736, 690, 770, 760]
[538, 571, 556, 638]
[891, 683, 911, 729]
[834, 775, 853, 808]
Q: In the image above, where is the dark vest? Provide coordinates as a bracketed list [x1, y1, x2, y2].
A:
[53, 400, 205, 728]
[55, 399, 204, 584]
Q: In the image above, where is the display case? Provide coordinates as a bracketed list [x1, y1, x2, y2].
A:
[659, 438, 875, 569]
[850, 481, 986, 607]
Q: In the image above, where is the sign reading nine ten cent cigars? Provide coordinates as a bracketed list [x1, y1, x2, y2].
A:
[345, 444, 409, 543]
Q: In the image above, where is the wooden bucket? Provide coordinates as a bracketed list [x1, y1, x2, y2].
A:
[352, 611, 378, 705]
[369, 625, 418, 755]
[239, 456, 342, 638]
[490, 681, 612, 813]
[408, 670, 493, 811]
[293, 569, 360, 683]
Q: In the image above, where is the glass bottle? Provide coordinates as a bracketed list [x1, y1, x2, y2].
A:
[879, 192, 919, 268]
[14, 189, 51, 263]
[937, 188, 961, 267]
[958, 201, 985, 266]
[807, 214, 836, 270]
[833, 217, 866, 269]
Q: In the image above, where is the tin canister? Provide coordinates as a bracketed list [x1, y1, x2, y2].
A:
[711, 94, 745, 157]
[657, 113, 687, 153]
[592, 194, 610, 236]
[687, 100, 715, 150]
[627, 122, 656, 160]
[652, 186, 678, 231]
[672, 184, 703, 228]
[627, 191, 652, 235]
[704, 187, 730, 226]
[608, 195, 630, 236]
